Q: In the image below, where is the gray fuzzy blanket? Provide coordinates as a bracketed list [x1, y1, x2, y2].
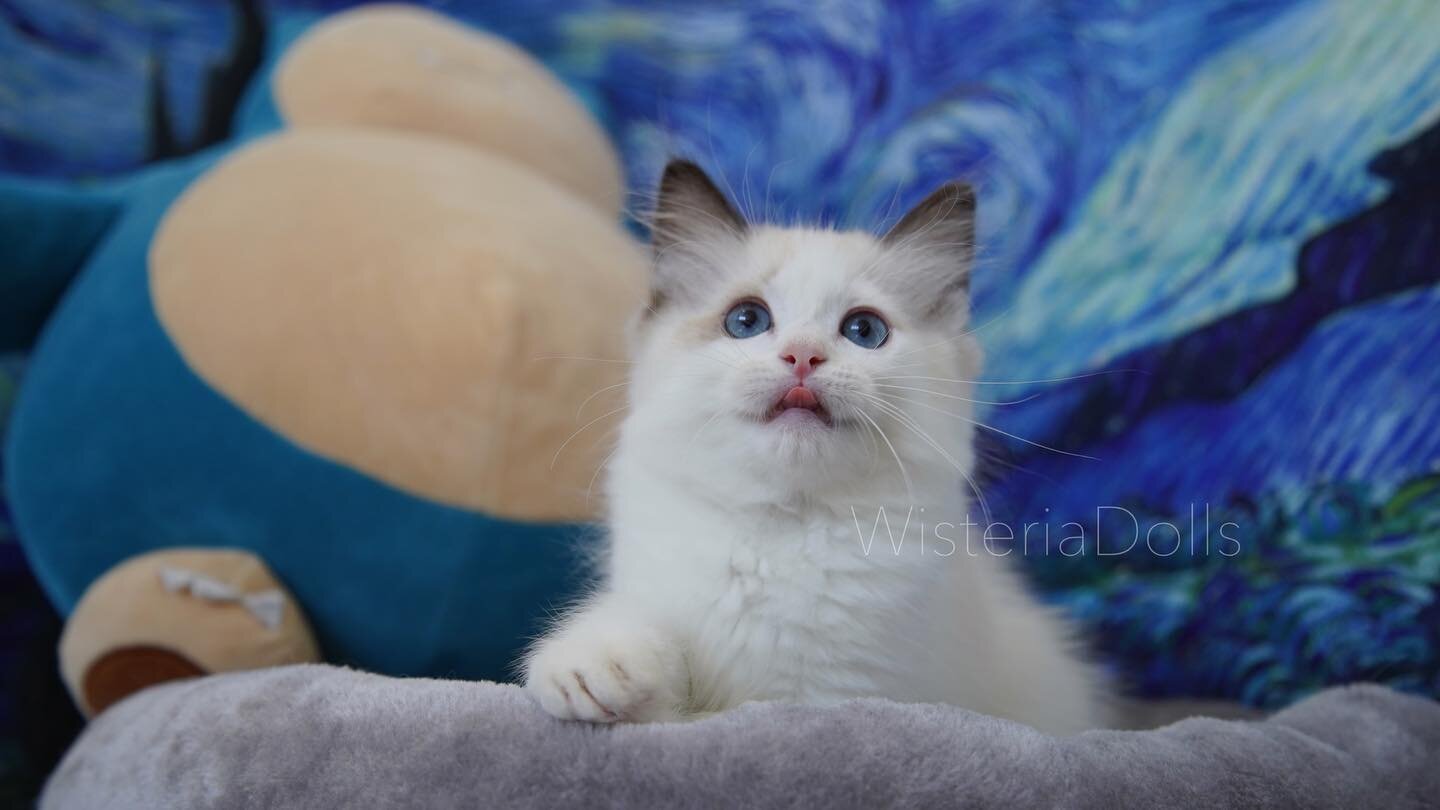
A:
[42, 664, 1440, 809]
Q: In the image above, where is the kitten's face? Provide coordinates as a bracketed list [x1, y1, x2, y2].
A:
[624, 162, 981, 503]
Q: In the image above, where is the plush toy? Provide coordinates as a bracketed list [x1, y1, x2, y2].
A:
[4, 4, 646, 709]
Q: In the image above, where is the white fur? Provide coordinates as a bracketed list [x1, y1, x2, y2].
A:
[524, 224, 1109, 734]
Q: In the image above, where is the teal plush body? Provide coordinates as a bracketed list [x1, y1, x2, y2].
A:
[1, 15, 589, 682]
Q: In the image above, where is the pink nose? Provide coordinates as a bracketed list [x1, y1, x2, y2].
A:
[781, 345, 827, 380]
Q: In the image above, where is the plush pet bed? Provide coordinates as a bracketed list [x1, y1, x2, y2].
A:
[41, 666, 1439, 809]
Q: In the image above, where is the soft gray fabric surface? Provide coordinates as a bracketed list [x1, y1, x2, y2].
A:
[43, 664, 1440, 809]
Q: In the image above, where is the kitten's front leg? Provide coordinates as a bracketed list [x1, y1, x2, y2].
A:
[523, 594, 687, 723]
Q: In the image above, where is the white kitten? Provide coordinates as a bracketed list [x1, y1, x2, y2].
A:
[523, 161, 1109, 733]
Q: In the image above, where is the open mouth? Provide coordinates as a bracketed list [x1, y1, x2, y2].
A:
[767, 386, 832, 426]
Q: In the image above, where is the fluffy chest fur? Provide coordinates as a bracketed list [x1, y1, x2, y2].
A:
[607, 463, 947, 710]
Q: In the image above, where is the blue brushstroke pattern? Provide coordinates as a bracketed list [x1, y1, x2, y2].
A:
[1, 0, 1438, 708]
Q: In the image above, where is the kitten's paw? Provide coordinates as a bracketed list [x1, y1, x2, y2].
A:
[524, 627, 684, 723]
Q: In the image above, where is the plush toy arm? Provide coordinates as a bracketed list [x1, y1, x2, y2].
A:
[0, 176, 123, 351]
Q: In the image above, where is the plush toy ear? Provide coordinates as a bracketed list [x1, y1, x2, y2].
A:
[882, 181, 976, 293]
[647, 160, 747, 311]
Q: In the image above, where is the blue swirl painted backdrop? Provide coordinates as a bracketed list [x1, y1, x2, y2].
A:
[1, 0, 1438, 707]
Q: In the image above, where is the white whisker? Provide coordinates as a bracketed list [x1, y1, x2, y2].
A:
[859, 393, 993, 525]
[576, 381, 629, 419]
[875, 368, 1144, 387]
[551, 405, 629, 470]
[686, 409, 725, 449]
[875, 392, 1099, 461]
[891, 306, 1013, 362]
[855, 407, 914, 501]
[873, 383, 1039, 406]
[585, 443, 622, 508]
[532, 354, 634, 365]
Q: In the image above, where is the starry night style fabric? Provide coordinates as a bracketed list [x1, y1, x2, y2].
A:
[1, 0, 1437, 722]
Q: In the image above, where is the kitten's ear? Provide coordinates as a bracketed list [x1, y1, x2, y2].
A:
[882, 182, 976, 293]
[652, 160, 747, 252]
[647, 160, 747, 312]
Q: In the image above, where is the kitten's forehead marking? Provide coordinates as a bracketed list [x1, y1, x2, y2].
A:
[746, 228, 886, 325]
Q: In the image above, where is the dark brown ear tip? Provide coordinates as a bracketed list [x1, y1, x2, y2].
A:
[660, 159, 709, 188]
[882, 179, 977, 246]
[941, 181, 977, 210]
[654, 159, 747, 233]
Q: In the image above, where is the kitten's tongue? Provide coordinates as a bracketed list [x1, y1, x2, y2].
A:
[781, 386, 820, 410]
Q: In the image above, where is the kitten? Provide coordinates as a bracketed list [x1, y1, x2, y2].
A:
[522, 161, 1109, 734]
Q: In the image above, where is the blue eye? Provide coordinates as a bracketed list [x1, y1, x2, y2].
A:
[723, 300, 772, 338]
[841, 310, 889, 348]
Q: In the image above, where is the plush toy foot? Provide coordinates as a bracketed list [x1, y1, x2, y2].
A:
[81, 646, 208, 716]
[59, 548, 320, 717]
